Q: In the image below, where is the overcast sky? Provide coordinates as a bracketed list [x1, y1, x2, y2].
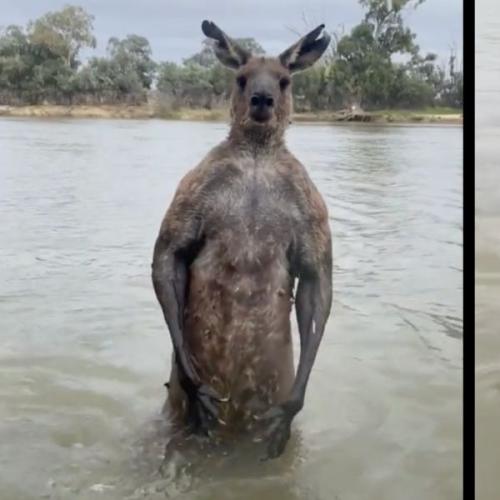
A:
[1, 0, 462, 64]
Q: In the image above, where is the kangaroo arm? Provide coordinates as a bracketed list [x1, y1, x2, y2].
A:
[151, 236, 199, 388]
[289, 254, 332, 413]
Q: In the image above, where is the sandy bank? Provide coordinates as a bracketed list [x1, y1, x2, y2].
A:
[0, 104, 462, 125]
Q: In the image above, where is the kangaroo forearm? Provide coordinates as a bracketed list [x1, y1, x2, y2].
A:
[290, 275, 330, 409]
[152, 249, 199, 385]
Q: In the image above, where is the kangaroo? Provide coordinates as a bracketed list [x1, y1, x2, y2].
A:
[152, 20, 332, 460]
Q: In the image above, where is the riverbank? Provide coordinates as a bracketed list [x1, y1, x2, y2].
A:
[0, 104, 462, 124]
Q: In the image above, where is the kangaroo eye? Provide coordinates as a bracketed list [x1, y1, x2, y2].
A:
[236, 75, 247, 90]
[279, 77, 291, 90]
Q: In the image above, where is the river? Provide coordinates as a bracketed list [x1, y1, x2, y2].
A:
[476, 0, 500, 499]
[0, 117, 462, 499]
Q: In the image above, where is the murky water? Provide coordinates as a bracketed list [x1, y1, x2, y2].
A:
[0, 116, 462, 499]
[476, 1, 500, 499]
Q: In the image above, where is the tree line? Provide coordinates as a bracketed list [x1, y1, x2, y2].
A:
[0, 1, 462, 111]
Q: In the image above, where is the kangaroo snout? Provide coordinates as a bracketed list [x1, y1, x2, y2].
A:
[250, 92, 274, 122]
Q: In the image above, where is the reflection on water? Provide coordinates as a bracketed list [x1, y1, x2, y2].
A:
[476, 1, 500, 499]
[0, 116, 462, 499]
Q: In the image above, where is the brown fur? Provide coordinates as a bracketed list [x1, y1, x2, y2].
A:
[153, 24, 332, 454]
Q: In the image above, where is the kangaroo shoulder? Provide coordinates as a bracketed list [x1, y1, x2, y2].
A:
[278, 151, 328, 222]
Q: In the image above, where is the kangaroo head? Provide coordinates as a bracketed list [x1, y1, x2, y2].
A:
[201, 20, 330, 141]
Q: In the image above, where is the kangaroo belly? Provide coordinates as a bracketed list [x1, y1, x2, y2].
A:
[169, 235, 295, 429]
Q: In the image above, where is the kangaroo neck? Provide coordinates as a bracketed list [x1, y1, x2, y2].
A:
[227, 123, 286, 157]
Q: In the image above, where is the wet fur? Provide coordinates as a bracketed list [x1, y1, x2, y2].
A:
[160, 140, 330, 430]
[153, 26, 332, 450]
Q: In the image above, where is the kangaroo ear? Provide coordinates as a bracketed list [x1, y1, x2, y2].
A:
[201, 20, 251, 70]
[279, 24, 331, 73]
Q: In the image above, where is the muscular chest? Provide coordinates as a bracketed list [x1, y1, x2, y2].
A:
[202, 161, 300, 241]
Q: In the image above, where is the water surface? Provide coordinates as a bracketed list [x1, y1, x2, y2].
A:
[476, 0, 500, 498]
[0, 117, 462, 499]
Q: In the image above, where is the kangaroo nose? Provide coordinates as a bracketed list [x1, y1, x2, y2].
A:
[250, 93, 274, 108]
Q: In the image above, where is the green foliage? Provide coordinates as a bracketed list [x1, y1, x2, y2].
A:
[157, 61, 218, 108]
[0, 6, 151, 103]
[0, 26, 31, 89]
[0, 23, 76, 102]
[320, 0, 462, 110]
[75, 57, 117, 92]
[0, 2, 462, 110]
[292, 65, 330, 111]
[107, 35, 156, 89]
[183, 40, 217, 68]
[28, 5, 96, 68]
[328, 1, 422, 109]
[437, 51, 462, 108]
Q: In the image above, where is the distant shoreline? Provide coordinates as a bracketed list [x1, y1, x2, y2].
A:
[0, 104, 463, 125]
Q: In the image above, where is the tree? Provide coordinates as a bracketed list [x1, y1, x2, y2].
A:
[0, 3, 462, 110]
[183, 40, 217, 67]
[156, 62, 182, 95]
[328, 0, 429, 109]
[0, 26, 31, 90]
[0, 25, 30, 57]
[359, 0, 424, 52]
[28, 5, 96, 68]
[208, 62, 233, 101]
[438, 48, 463, 108]
[0, 24, 72, 102]
[75, 57, 118, 93]
[292, 65, 330, 111]
[107, 35, 156, 89]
